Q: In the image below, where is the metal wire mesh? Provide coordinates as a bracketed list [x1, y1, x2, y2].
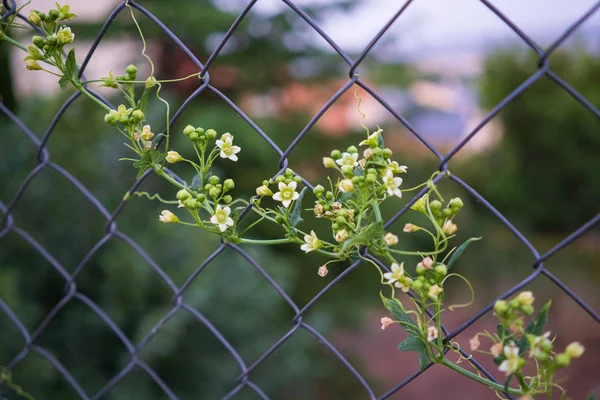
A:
[1, 0, 599, 399]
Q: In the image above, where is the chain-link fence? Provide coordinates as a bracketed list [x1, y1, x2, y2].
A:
[1, 0, 599, 399]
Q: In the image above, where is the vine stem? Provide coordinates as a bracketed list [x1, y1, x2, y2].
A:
[440, 359, 524, 396]
[0, 34, 28, 51]
[239, 238, 292, 245]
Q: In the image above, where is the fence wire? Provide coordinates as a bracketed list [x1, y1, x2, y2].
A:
[1, 0, 600, 399]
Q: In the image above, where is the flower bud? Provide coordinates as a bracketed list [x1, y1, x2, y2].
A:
[516, 291, 534, 306]
[132, 110, 145, 122]
[314, 204, 324, 216]
[403, 223, 419, 233]
[125, 64, 137, 79]
[24, 59, 42, 71]
[449, 197, 464, 211]
[331, 149, 341, 159]
[338, 179, 354, 193]
[313, 184, 325, 197]
[256, 185, 273, 197]
[430, 200, 442, 213]
[341, 165, 354, 176]
[382, 148, 392, 159]
[347, 145, 358, 154]
[565, 342, 584, 359]
[410, 197, 427, 214]
[494, 300, 509, 316]
[159, 210, 178, 223]
[196, 193, 206, 202]
[318, 265, 329, 277]
[435, 264, 447, 278]
[32, 36, 46, 49]
[183, 125, 195, 136]
[177, 189, 191, 201]
[442, 220, 457, 235]
[206, 129, 217, 139]
[555, 353, 570, 368]
[366, 173, 377, 183]
[335, 229, 349, 243]
[380, 316, 394, 330]
[521, 305, 534, 315]
[222, 195, 232, 204]
[384, 232, 398, 246]
[325, 191, 334, 200]
[28, 11, 42, 26]
[209, 187, 221, 198]
[223, 179, 235, 191]
[165, 151, 183, 163]
[183, 198, 199, 209]
[323, 157, 337, 169]
[104, 113, 117, 125]
[188, 131, 199, 141]
[56, 27, 74, 45]
[48, 9, 59, 21]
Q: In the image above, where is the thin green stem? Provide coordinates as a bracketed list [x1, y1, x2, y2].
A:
[239, 238, 291, 245]
[441, 359, 523, 396]
[0, 34, 28, 51]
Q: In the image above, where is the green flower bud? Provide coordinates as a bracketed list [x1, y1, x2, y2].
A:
[195, 127, 205, 135]
[366, 174, 377, 183]
[206, 129, 217, 139]
[416, 265, 426, 276]
[177, 189, 191, 201]
[347, 145, 358, 154]
[411, 196, 427, 214]
[275, 175, 285, 183]
[430, 200, 442, 213]
[284, 168, 293, 177]
[104, 113, 117, 125]
[35, 11, 47, 21]
[224, 179, 235, 191]
[536, 352, 549, 363]
[209, 175, 220, 185]
[521, 305, 534, 315]
[209, 187, 220, 198]
[196, 193, 206, 202]
[183, 198, 198, 209]
[204, 184, 212, 191]
[28, 11, 42, 26]
[132, 110, 145, 122]
[48, 9, 59, 21]
[351, 176, 360, 184]
[442, 208, 452, 217]
[182, 125, 195, 136]
[32, 36, 45, 49]
[435, 264, 447, 278]
[412, 280, 423, 290]
[367, 168, 377, 175]
[165, 151, 183, 163]
[541, 341, 553, 354]
[313, 184, 325, 196]
[24, 59, 42, 71]
[323, 157, 337, 169]
[293, 176, 302, 183]
[382, 148, 393, 159]
[223, 195, 232, 204]
[341, 165, 354, 176]
[46, 34, 58, 47]
[449, 197, 464, 210]
[125, 64, 138, 78]
[555, 353, 570, 368]
[494, 300, 509, 316]
[215, 184, 223, 190]
[256, 185, 273, 197]
[337, 209, 347, 217]
[325, 191, 334, 200]
[336, 216, 346, 225]
[331, 223, 339, 231]
[189, 132, 199, 141]
[372, 147, 382, 156]
[331, 149, 341, 159]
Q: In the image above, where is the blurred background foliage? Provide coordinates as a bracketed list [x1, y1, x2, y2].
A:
[1, 0, 599, 399]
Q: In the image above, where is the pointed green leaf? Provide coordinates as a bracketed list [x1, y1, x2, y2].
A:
[341, 221, 384, 252]
[517, 300, 551, 355]
[377, 131, 385, 149]
[58, 75, 71, 90]
[397, 336, 430, 371]
[446, 237, 482, 270]
[65, 48, 77, 76]
[290, 187, 307, 227]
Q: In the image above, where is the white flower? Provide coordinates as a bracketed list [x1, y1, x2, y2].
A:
[335, 229, 349, 243]
[336, 152, 358, 167]
[159, 210, 178, 223]
[210, 204, 234, 232]
[382, 170, 402, 198]
[273, 181, 300, 208]
[57, 27, 75, 45]
[359, 129, 382, 147]
[428, 284, 443, 300]
[529, 331, 552, 357]
[177, 200, 185, 208]
[395, 277, 412, 292]
[442, 219, 457, 235]
[498, 343, 522, 375]
[383, 263, 404, 285]
[516, 291, 534, 306]
[216, 136, 241, 161]
[318, 265, 329, 277]
[338, 179, 354, 193]
[301, 230, 321, 253]
[220, 133, 232, 142]
[427, 325, 438, 342]
[384, 232, 398, 246]
[381, 317, 394, 330]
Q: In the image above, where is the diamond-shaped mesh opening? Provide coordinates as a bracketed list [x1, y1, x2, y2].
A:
[2, 0, 600, 398]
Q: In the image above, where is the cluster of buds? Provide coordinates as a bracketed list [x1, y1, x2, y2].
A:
[203, 175, 234, 204]
[101, 64, 139, 89]
[104, 103, 145, 128]
[183, 125, 218, 143]
[494, 291, 536, 333]
[411, 196, 463, 235]
[176, 189, 206, 211]
[312, 185, 355, 243]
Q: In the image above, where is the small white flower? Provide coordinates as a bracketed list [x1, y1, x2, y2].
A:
[388, 160, 407, 174]
[427, 325, 438, 342]
[382, 170, 402, 198]
[216, 136, 241, 161]
[210, 204, 234, 232]
[395, 277, 412, 292]
[384, 232, 398, 246]
[335, 229, 349, 243]
[336, 152, 358, 167]
[57, 27, 75, 45]
[359, 129, 382, 147]
[338, 179, 354, 193]
[516, 291, 534, 306]
[565, 342, 584, 358]
[177, 200, 185, 208]
[272, 181, 300, 208]
[318, 265, 329, 277]
[301, 230, 321, 253]
[403, 223, 416, 233]
[428, 284, 443, 300]
[498, 343, 521, 375]
[381, 317, 394, 330]
[220, 133, 233, 142]
[383, 263, 404, 285]
[159, 210, 178, 223]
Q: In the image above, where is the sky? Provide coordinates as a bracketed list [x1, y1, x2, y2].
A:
[251, 0, 600, 57]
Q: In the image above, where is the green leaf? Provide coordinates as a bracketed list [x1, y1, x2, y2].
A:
[377, 131, 385, 149]
[65, 48, 77, 77]
[341, 221, 384, 252]
[381, 293, 429, 371]
[290, 187, 307, 227]
[190, 174, 202, 190]
[58, 75, 71, 90]
[446, 237, 482, 270]
[397, 336, 430, 371]
[517, 300, 551, 355]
